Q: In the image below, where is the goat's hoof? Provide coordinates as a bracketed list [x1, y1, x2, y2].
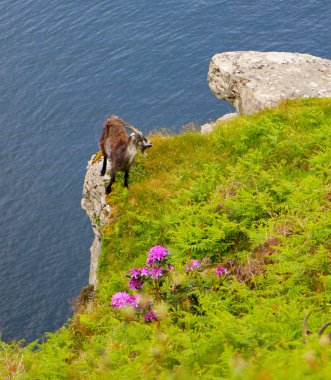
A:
[105, 187, 112, 194]
[100, 170, 106, 176]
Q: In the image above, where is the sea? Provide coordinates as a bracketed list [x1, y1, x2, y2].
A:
[0, 0, 330, 342]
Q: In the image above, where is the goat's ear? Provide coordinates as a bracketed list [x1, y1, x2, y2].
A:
[130, 132, 135, 137]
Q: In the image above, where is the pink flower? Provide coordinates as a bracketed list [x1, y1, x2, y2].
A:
[216, 267, 228, 276]
[128, 279, 143, 290]
[191, 260, 200, 269]
[147, 245, 169, 265]
[130, 268, 141, 279]
[186, 259, 200, 272]
[144, 309, 158, 322]
[111, 292, 137, 308]
[140, 267, 151, 277]
[150, 267, 163, 280]
[131, 294, 140, 308]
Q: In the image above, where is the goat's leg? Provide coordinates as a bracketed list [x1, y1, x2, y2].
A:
[124, 170, 129, 188]
[106, 169, 116, 194]
[100, 155, 107, 176]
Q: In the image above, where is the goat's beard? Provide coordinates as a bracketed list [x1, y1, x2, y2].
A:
[139, 145, 151, 156]
[140, 148, 148, 157]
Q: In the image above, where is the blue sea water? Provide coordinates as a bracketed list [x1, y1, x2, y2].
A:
[0, 0, 330, 342]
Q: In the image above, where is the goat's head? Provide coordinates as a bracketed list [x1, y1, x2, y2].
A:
[134, 132, 152, 156]
[126, 124, 152, 156]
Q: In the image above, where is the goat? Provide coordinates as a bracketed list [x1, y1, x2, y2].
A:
[99, 115, 152, 194]
[302, 311, 331, 344]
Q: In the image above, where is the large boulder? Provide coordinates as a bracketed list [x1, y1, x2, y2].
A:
[208, 51, 331, 115]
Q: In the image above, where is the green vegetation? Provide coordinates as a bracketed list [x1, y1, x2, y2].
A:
[1, 98, 331, 379]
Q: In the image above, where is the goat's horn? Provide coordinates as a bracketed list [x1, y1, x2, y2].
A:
[125, 124, 139, 134]
[318, 322, 331, 336]
[302, 312, 313, 343]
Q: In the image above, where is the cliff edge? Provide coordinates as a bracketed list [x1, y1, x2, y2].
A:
[81, 154, 110, 287]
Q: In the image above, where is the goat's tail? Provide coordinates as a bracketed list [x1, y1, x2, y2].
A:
[99, 119, 112, 151]
[104, 118, 113, 132]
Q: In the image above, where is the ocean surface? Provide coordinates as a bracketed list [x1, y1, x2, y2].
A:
[0, 0, 330, 342]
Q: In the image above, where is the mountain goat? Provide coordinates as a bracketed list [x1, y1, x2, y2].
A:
[99, 115, 152, 194]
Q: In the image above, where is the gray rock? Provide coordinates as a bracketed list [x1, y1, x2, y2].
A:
[201, 112, 238, 134]
[200, 122, 215, 135]
[217, 112, 238, 122]
[208, 51, 331, 114]
[81, 154, 111, 287]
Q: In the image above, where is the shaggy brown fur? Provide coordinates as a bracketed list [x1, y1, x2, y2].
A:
[99, 115, 152, 194]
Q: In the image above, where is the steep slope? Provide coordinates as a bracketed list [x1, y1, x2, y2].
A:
[1, 99, 330, 380]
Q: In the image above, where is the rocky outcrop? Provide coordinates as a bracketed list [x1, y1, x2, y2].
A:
[201, 112, 237, 134]
[81, 153, 111, 287]
[208, 51, 331, 115]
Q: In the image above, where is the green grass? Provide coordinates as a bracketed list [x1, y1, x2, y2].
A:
[1, 98, 331, 379]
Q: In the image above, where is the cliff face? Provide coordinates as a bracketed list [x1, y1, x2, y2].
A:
[208, 51, 331, 115]
[81, 154, 111, 287]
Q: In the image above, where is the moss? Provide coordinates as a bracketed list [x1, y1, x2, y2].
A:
[92, 150, 103, 164]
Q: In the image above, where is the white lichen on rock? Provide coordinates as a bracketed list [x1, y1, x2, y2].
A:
[208, 51, 331, 115]
[81, 153, 111, 287]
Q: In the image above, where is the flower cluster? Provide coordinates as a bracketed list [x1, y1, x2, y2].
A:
[111, 292, 138, 309]
[144, 309, 158, 323]
[128, 246, 172, 290]
[111, 245, 230, 324]
[216, 267, 228, 276]
[129, 267, 149, 290]
[147, 245, 169, 265]
[186, 259, 200, 273]
[129, 267, 166, 290]
[111, 246, 172, 323]
[111, 292, 157, 322]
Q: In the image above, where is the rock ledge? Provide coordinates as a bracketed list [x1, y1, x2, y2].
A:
[208, 51, 331, 115]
